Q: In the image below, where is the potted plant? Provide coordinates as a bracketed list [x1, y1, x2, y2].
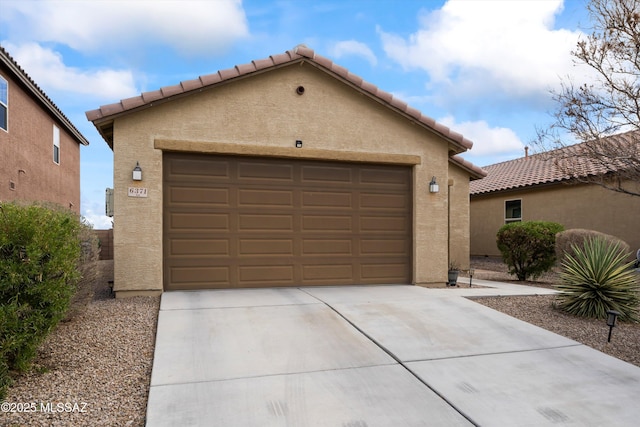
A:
[447, 261, 460, 286]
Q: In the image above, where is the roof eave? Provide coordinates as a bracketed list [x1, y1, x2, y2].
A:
[86, 47, 476, 155]
[1, 46, 90, 146]
[450, 155, 487, 180]
[470, 178, 571, 197]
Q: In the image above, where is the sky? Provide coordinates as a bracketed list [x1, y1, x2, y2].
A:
[0, 0, 595, 229]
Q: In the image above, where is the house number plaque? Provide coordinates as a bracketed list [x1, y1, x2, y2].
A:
[128, 187, 148, 198]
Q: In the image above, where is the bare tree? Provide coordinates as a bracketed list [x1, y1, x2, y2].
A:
[536, 0, 640, 197]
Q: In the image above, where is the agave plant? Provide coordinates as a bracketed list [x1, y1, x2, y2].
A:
[555, 237, 639, 322]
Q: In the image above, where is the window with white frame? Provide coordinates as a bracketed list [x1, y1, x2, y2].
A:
[0, 76, 7, 131]
[53, 125, 60, 164]
[505, 199, 522, 223]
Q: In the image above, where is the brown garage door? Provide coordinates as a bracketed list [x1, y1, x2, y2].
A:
[163, 153, 412, 290]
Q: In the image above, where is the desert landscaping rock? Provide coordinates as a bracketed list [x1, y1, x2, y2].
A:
[1, 261, 159, 427]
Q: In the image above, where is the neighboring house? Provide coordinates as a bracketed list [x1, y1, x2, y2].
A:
[0, 46, 89, 212]
[86, 46, 485, 297]
[470, 136, 640, 257]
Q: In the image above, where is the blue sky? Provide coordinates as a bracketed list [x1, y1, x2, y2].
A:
[0, 0, 593, 228]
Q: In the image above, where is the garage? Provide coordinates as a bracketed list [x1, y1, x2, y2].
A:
[163, 152, 412, 290]
[87, 46, 485, 297]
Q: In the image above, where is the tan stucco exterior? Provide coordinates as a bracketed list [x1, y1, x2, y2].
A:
[470, 181, 640, 257]
[106, 63, 474, 296]
[448, 163, 472, 271]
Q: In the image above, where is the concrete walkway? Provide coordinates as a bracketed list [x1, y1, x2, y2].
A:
[146, 282, 640, 426]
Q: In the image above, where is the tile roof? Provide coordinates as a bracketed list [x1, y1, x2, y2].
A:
[0, 45, 89, 146]
[470, 131, 639, 195]
[85, 46, 482, 171]
[450, 154, 487, 179]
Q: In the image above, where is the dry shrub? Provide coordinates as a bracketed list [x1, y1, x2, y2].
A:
[65, 223, 101, 321]
[556, 229, 630, 265]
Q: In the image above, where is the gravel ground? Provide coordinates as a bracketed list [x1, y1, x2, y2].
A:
[468, 256, 640, 368]
[2, 257, 638, 426]
[1, 260, 159, 427]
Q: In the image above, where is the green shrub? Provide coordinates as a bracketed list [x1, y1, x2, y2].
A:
[0, 202, 82, 401]
[555, 229, 630, 265]
[496, 221, 564, 281]
[555, 237, 639, 322]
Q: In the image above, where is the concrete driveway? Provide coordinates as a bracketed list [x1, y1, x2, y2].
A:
[146, 281, 640, 426]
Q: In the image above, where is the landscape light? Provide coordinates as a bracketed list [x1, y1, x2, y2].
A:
[606, 310, 620, 343]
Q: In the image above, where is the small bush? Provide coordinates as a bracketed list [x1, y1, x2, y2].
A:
[496, 221, 564, 281]
[0, 202, 82, 400]
[555, 237, 639, 322]
[556, 229, 630, 265]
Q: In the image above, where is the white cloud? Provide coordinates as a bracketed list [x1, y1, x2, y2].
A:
[82, 207, 113, 230]
[439, 116, 524, 157]
[330, 40, 377, 66]
[1, 0, 248, 56]
[378, 0, 584, 96]
[3, 42, 138, 100]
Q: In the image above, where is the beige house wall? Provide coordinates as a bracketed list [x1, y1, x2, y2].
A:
[448, 164, 471, 271]
[111, 64, 461, 296]
[470, 181, 640, 257]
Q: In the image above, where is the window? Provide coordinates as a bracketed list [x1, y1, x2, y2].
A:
[0, 76, 7, 131]
[53, 125, 60, 164]
[505, 199, 521, 223]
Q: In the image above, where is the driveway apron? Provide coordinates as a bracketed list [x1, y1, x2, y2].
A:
[146, 284, 640, 426]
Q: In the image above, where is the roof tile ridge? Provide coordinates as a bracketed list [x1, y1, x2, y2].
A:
[293, 44, 315, 59]
[1, 44, 89, 144]
[451, 154, 488, 177]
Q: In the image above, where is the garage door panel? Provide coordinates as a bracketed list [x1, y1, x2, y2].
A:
[361, 263, 409, 280]
[238, 239, 294, 255]
[360, 192, 409, 209]
[361, 239, 407, 255]
[168, 158, 230, 179]
[301, 165, 353, 184]
[171, 266, 230, 285]
[238, 162, 293, 181]
[302, 191, 352, 208]
[170, 239, 230, 256]
[169, 187, 230, 206]
[360, 216, 408, 232]
[302, 239, 352, 255]
[239, 214, 294, 231]
[170, 213, 230, 230]
[302, 264, 353, 281]
[239, 265, 294, 283]
[302, 215, 352, 231]
[360, 168, 409, 186]
[238, 189, 294, 207]
[164, 154, 411, 290]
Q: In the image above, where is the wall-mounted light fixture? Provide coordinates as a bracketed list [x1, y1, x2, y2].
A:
[132, 162, 143, 181]
[606, 309, 620, 342]
[429, 176, 439, 193]
[295, 140, 303, 148]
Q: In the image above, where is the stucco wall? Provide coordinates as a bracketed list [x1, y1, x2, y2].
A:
[111, 63, 462, 295]
[448, 164, 471, 271]
[0, 69, 81, 212]
[470, 181, 640, 257]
